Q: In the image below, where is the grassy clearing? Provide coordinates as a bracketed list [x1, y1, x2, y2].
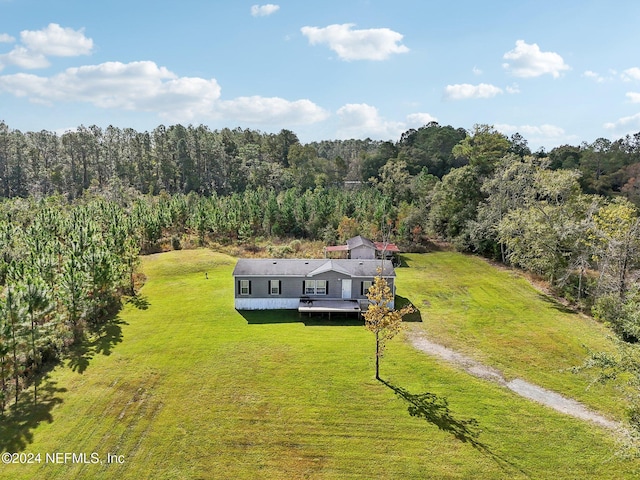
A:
[1, 249, 638, 479]
[397, 252, 627, 419]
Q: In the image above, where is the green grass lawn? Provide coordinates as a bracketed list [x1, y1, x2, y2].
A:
[397, 252, 627, 419]
[1, 249, 638, 479]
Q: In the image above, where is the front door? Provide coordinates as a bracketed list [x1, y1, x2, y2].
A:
[342, 279, 352, 299]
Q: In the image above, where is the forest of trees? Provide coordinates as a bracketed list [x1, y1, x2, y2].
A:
[2, 120, 640, 204]
[2, 118, 640, 443]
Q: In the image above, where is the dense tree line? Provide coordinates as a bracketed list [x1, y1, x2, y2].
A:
[128, 186, 400, 251]
[0, 122, 383, 199]
[3, 119, 640, 206]
[0, 196, 139, 412]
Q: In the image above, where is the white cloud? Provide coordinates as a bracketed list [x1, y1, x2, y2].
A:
[472, 66, 482, 75]
[21, 23, 93, 57]
[301, 23, 409, 61]
[0, 33, 15, 43]
[250, 4, 280, 17]
[584, 70, 605, 83]
[506, 84, 520, 94]
[444, 83, 503, 100]
[503, 40, 569, 78]
[496, 123, 573, 150]
[406, 112, 438, 126]
[0, 23, 93, 71]
[627, 92, 640, 103]
[0, 61, 221, 119]
[604, 112, 640, 132]
[219, 96, 328, 125]
[0, 60, 328, 125]
[622, 67, 640, 81]
[336, 103, 435, 140]
[337, 103, 404, 139]
[497, 123, 565, 138]
[0, 46, 49, 69]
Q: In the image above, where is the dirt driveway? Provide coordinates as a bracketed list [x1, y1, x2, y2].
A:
[407, 328, 620, 431]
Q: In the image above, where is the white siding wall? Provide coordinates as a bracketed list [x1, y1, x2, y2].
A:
[235, 297, 300, 310]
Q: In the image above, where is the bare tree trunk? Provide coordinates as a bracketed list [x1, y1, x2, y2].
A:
[375, 332, 380, 381]
[577, 266, 583, 302]
[30, 312, 37, 404]
[1, 358, 5, 414]
[8, 290, 19, 407]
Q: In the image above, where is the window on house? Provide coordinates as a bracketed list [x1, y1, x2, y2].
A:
[304, 280, 328, 295]
[240, 279, 250, 295]
[269, 280, 281, 295]
[362, 280, 372, 295]
[305, 280, 316, 295]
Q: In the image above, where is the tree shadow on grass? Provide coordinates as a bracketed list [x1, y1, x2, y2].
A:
[67, 315, 127, 374]
[394, 255, 411, 268]
[381, 379, 482, 445]
[0, 373, 66, 453]
[381, 379, 528, 477]
[536, 293, 575, 314]
[395, 295, 422, 322]
[127, 294, 150, 310]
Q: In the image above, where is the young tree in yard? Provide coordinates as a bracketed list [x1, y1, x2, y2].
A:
[364, 274, 414, 380]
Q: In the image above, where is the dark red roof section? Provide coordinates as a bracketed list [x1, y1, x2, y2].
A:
[374, 242, 400, 253]
[324, 245, 349, 252]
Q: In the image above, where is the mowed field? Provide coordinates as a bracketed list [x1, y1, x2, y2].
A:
[1, 249, 638, 479]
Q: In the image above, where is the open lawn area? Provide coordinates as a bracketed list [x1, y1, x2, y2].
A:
[1, 249, 638, 479]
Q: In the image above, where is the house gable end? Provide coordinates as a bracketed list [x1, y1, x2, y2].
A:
[307, 260, 352, 277]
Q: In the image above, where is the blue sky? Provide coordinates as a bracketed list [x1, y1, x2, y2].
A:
[2, 0, 640, 151]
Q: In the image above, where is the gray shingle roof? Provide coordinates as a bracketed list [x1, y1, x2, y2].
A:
[346, 235, 376, 250]
[232, 258, 395, 277]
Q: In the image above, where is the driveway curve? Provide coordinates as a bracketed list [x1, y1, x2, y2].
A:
[408, 330, 620, 431]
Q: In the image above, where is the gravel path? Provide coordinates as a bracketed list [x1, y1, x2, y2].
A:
[408, 330, 620, 430]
